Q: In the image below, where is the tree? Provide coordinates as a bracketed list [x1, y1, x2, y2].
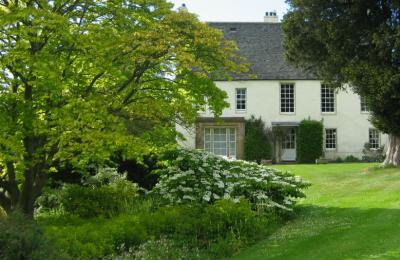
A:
[0, 0, 247, 217]
[244, 116, 272, 163]
[283, 0, 400, 165]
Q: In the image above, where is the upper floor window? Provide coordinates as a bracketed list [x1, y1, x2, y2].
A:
[369, 129, 380, 149]
[360, 96, 370, 112]
[235, 88, 246, 111]
[325, 128, 337, 149]
[321, 84, 335, 113]
[280, 83, 295, 113]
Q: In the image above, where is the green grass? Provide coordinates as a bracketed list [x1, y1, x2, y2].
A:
[236, 163, 400, 260]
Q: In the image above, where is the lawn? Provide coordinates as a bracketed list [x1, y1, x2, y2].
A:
[236, 163, 400, 260]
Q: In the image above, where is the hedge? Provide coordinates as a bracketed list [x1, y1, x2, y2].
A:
[244, 116, 272, 163]
[296, 119, 323, 163]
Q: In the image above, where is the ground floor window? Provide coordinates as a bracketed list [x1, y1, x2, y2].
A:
[204, 128, 236, 157]
[325, 128, 337, 149]
[369, 129, 380, 149]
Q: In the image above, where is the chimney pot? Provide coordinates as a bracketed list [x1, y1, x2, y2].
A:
[178, 3, 188, 12]
[264, 11, 279, 23]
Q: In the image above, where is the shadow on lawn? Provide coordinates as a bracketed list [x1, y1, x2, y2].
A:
[238, 205, 400, 260]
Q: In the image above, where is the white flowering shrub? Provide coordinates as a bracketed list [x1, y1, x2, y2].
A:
[151, 149, 310, 211]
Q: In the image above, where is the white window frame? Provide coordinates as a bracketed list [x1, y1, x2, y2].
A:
[235, 88, 247, 112]
[321, 84, 336, 114]
[360, 96, 370, 113]
[204, 127, 236, 158]
[325, 128, 337, 150]
[369, 129, 380, 149]
[280, 83, 295, 114]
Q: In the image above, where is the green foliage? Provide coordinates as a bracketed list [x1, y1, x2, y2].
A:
[61, 180, 139, 218]
[0, 206, 6, 219]
[296, 120, 323, 163]
[335, 157, 344, 163]
[35, 187, 63, 214]
[43, 214, 148, 259]
[244, 115, 273, 163]
[0, 0, 248, 215]
[43, 198, 272, 259]
[106, 237, 201, 260]
[344, 155, 361, 163]
[151, 149, 309, 211]
[362, 143, 385, 163]
[283, 1, 400, 137]
[152, 149, 310, 211]
[57, 167, 140, 218]
[0, 212, 68, 260]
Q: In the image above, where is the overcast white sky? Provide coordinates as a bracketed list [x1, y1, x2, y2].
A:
[168, 0, 289, 22]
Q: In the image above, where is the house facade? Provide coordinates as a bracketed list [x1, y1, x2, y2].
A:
[177, 16, 386, 161]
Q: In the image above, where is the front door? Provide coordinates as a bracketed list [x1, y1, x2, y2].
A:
[281, 128, 296, 161]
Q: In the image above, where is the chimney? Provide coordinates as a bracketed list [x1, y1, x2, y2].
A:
[178, 3, 188, 12]
[264, 11, 279, 23]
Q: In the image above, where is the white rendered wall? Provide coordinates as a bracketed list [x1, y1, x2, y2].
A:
[178, 80, 387, 159]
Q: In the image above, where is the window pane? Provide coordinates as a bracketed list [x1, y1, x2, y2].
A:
[236, 88, 246, 110]
[321, 84, 335, 113]
[204, 128, 236, 158]
[369, 129, 380, 149]
[280, 84, 295, 113]
[361, 96, 370, 112]
[325, 128, 337, 149]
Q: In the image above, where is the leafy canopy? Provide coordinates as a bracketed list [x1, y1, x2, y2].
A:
[0, 0, 247, 168]
[283, 0, 400, 135]
[0, 0, 248, 214]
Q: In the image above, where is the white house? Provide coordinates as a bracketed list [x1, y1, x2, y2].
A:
[178, 13, 386, 161]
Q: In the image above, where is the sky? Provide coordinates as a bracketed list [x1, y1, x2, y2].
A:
[168, 0, 289, 22]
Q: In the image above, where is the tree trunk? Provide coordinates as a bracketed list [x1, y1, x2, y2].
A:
[383, 134, 400, 166]
[20, 136, 49, 219]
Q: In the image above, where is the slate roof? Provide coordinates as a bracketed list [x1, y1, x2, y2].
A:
[209, 22, 317, 80]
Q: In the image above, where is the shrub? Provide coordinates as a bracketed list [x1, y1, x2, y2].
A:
[344, 155, 361, 162]
[61, 179, 139, 218]
[35, 187, 63, 214]
[59, 168, 140, 218]
[296, 120, 323, 163]
[139, 199, 270, 257]
[0, 212, 68, 260]
[42, 198, 275, 259]
[244, 115, 273, 163]
[362, 143, 385, 162]
[44, 214, 148, 259]
[151, 149, 310, 211]
[335, 157, 344, 163]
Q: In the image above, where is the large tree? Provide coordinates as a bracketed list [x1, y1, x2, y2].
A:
[283, 0, 400, 165]
[0, 0, 247, 217]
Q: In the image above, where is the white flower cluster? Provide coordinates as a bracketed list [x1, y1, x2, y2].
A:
[152, 149, 310, 211]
